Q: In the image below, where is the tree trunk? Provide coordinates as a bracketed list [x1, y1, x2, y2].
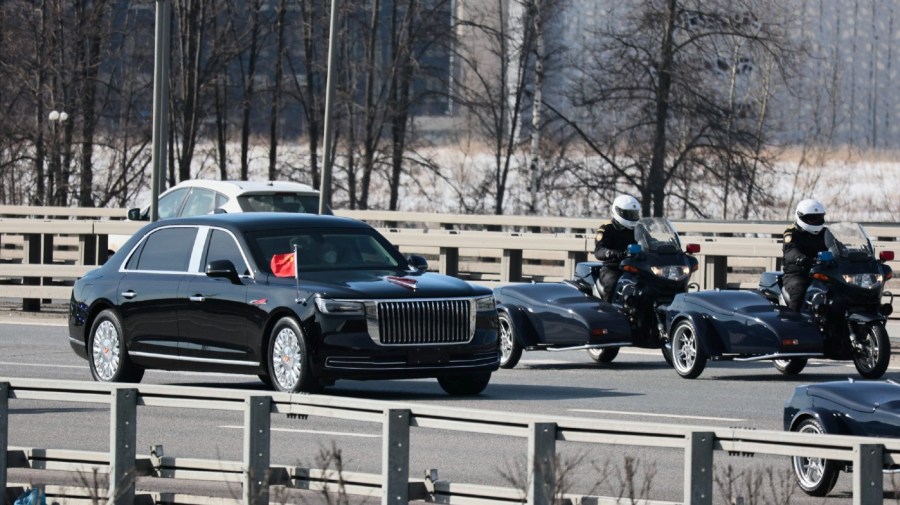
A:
[269, 0, 287, 181]
[647, 0, 677, 217]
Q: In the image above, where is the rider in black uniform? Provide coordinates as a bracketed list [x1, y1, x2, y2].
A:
[782, 198, 828, 312]
[593, 195, 641, 302]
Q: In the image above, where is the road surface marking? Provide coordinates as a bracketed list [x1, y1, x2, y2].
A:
[0, 319, 67, 327]
[569, 409, 745, 422]
[218, 425, 379, 438]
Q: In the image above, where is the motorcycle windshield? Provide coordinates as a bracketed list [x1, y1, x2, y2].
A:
[824, 222, 875, 260]
[634, 218, 682, 254]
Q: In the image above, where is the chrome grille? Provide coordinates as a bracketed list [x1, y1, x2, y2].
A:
[374, 299, 472, 345]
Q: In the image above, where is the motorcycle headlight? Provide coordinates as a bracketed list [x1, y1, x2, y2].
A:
[315, 297, 366, 315]
[842, 273, 883, 289]
[651, 265, 690, 281]
[474, 295, 496, 311]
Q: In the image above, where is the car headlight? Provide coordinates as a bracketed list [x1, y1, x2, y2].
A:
[315, 297, 366, 315]
[842, 273, 883, 289]
[474, 295, 496, 311]
[650, 265, 690, 281]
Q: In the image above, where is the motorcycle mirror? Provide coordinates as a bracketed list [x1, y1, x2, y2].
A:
[880, 250, 895, 262]
[627, 243, 642, 254]
[685, 243, 701, 254]
[817, 250, 834, 262]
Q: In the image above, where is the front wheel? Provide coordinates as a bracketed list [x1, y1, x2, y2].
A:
[438, 372, 491, 396]
[670, 319, 707, 379]
[853, 323, 890, 379]
[586, 347, 619, 363]
[498, 312, 522, 369]
[88, 309, 144, 384]
[791, 418, 840, 496]
[773, 358, 807, 375]
[267, 317, 319, 393]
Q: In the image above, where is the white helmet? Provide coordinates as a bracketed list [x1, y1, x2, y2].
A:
[795, 198, 826, 234]
[611, 195, 641, 229]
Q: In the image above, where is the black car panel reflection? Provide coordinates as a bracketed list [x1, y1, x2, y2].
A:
[68, 213, 499, 395]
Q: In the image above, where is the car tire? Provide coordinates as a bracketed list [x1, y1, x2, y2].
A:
[88, 309, 144, 384]
[586, 347, 619, 363]
[660, 343, 674, 367]
[773, 358, 807, 375]
[257, 373, 273, 388]
[267, 317, 319, 393]
[670, 319, 706, 379]
[853, 323, 890, 379]
[437, 372, 491, 396]
[498, 312, 522, 369]
[791, 418, 840, 496]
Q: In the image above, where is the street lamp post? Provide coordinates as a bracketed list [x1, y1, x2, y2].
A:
[47, 110, 68, 206]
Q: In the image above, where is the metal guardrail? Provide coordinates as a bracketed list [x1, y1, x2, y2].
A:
[2, 378, 899, 505]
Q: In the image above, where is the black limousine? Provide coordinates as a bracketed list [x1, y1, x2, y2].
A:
[68, 213, 499, 394]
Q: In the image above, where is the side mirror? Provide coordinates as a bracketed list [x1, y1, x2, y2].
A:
[685, 243, 701, 254]
[407, 255, 429, 272]
[127, 208, 146, 221]
[627, 243, 642, 255]
[880, 250, 895, 262]
[817, 250, 834, 262]
[207, 259, 241, 284]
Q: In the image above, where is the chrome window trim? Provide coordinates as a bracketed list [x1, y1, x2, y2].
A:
[188, 227, 210, 272]
[204, 226, 255, 279]
[119, 225, 201, 274]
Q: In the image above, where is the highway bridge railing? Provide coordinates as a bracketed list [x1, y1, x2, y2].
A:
[2, 378, 898, 505]
[0, 207, 897, 315]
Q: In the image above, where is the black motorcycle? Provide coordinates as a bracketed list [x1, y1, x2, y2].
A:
[574, 218, 700, 363]
[759, 222, 894, 378]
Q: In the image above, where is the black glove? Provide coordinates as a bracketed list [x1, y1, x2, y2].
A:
[606, 250, 625, 261]
[795, 256, 812, 269]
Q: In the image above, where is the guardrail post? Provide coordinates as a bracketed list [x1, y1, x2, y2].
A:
[22, 233, 42, 311]
[439, 247, 459, 277]
[244, 396, 271, 505]
[383, 409, 410, 505]
[502, 249, 523, 283]
[684, 431, 714, 505]
[528, 422, 557, 505]
[853, 443, 883, 505]
[109, 388, 137, 505]
[565, 251, 588, 278]
[1, 382, 8, 504]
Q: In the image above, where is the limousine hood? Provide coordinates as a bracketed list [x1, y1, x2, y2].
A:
[268, 270, 492, 299]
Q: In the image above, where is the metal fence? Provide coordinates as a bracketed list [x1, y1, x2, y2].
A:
[2, 378, 899, 505]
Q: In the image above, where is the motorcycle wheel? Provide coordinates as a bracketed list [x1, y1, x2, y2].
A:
[586, 347, 619, 363]
[498, 312, 522, 369]
[853, 323, 890, 379]
[791, 418, 840, 496]
[773, 358, 807, 375]
[670, 319, 706, 379]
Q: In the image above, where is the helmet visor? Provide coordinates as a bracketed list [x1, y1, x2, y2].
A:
[615, 207, 640, 222]
[799, 213, 825, 226]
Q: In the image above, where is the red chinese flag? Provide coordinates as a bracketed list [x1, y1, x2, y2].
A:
[270, 252, 297, 278]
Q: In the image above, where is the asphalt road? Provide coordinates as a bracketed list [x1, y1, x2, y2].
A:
[2, 313, 900, 503]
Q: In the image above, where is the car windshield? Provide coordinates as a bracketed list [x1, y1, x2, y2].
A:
[824, 221, 875, 260]
[245, 227, 404, 273]
[237, 193, 321, 214]
[633, 217, 682, 253]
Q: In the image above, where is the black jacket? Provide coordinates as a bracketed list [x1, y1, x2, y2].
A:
[782, 224, 828, 276]
[593, 221, 635, 267]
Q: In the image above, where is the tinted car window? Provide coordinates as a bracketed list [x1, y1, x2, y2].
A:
[204, 229, 249, 276]
[157, 187, 189, 219]
[134, 227, 198, 272]
[237, 194, 321, 214]
[246, 228, 403, 273]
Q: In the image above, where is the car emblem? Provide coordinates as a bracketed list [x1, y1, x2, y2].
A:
[249, 298, 268, 306]
[386, 276, 418, 290]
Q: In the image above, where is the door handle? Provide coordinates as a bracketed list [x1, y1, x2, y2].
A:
[121, 291, 136, 299]
[189, 295, 206, 303]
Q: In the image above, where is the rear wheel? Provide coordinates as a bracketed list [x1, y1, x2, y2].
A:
[586, 347, 619, 363]
[671, 319, 706, 379]
[498, 312, 522, 369]
[773, 358, 807, 375]
[853, 323, 890, 379]
[791, 418, 840, 496]
[438, 372, 491, 396]
[660, 343, 674, 367]
[88, 310, 144, 384]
